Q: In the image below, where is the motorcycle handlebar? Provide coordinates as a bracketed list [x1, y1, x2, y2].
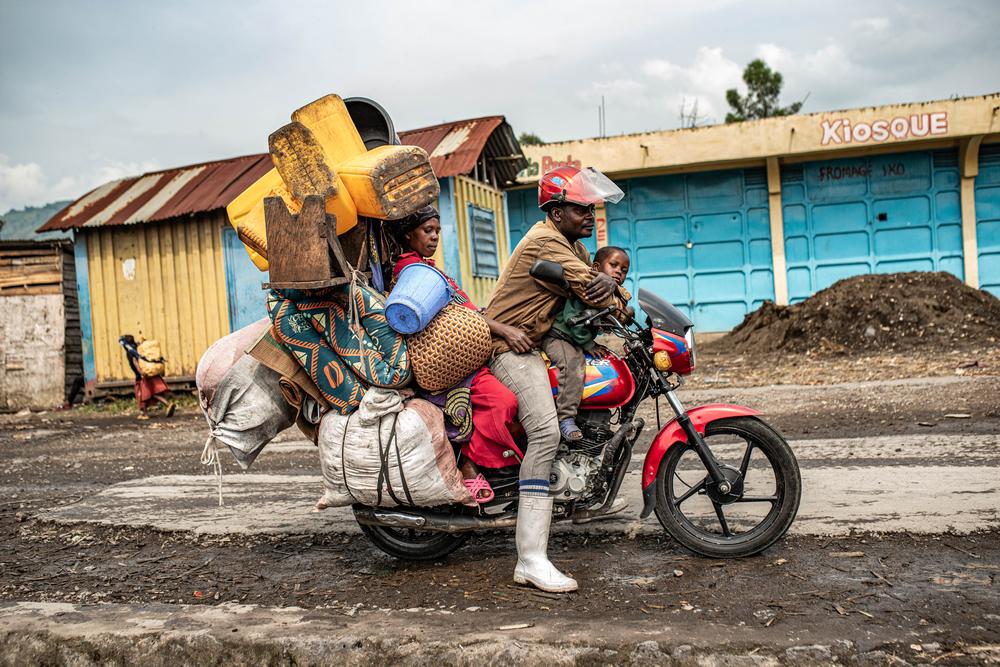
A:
[567, 306, 614, 328]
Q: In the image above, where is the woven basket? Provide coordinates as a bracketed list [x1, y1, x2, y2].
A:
[408, 305, 491, 391]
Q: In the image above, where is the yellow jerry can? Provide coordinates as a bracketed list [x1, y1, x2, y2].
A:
[291, 94, 368, 165]
[337, 145, 440, 220]
[225, 167, 358, 272]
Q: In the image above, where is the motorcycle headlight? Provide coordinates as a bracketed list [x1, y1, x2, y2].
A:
[653, 350, 672, 371]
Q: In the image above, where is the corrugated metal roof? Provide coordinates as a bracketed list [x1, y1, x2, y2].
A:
[40, 114, 528, 232]
[39, 154, 272, 231]
[399, 116, 527, 184]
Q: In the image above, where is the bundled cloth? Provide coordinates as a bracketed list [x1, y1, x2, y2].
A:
[267, 281, 411, 415]
[316, 387, 474, 508]
[196, 319, 297, 471]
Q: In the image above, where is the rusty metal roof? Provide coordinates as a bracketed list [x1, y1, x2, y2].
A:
[399, 116, 527, 185]
[39, 154, 273, 232]
[39, 115, 528, 232]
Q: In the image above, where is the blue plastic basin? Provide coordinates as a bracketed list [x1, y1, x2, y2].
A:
[385, 262, 452, 334]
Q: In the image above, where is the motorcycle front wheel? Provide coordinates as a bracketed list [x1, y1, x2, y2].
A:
[654, 416, 801, 558]
[358, 522, 469, 561]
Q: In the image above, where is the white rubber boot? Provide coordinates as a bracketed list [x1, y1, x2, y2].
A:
[513, 495, 578, 593]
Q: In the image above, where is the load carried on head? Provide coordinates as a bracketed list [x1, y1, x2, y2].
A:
[197, 93, 509, 509]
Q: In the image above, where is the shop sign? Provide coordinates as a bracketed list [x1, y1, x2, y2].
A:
[518, 154, 583, 179]
[815, 161, 909, 182]
[594, 203, 607, 248]
[820, 112, 948, 146]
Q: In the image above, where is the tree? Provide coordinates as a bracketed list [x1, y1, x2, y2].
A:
[518, 132, 544, 146]
[725, 59, 802, 123]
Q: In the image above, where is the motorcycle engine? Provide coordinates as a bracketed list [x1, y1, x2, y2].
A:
[549, 410, 614, 500]
[550, 450, 601, 500]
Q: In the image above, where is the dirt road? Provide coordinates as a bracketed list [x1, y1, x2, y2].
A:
[1, 375, 999, 665]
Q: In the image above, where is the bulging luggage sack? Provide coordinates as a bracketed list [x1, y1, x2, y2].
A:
[136, 339, 165, 378]
[196, 320, 296, 469]
[317, 387, 474, 508]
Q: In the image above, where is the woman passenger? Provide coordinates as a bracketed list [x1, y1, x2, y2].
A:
[391, 206, 532, 502]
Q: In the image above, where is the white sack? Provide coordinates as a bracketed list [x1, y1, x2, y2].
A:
[196, 320, 296, 469]
[317, 387, 473, 508]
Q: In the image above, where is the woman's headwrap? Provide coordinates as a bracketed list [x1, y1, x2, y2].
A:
[396, 205, 440, 236]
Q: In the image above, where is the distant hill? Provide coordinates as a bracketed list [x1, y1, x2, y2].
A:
[0, 201, 73, 242]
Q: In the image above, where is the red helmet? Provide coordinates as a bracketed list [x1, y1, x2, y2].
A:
[538, 166, 624, 211]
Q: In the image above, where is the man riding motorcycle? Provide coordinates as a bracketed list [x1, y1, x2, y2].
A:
[484, 165, 626, 593]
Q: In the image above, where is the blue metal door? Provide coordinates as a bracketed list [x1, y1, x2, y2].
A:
[618, 168, 774, 332]
[221, 226, 270, 332]
[506, 188, 539, 250]
[781, 150, 962, 302]
[975, 144, 1000, 298]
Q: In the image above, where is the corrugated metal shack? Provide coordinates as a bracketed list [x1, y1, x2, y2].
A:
[399, 116, 527, 306]
[37, 155, 272, 391]
[0, 203, 82, 409]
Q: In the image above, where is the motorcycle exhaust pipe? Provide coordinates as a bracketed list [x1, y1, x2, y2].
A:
[354, 506, 517, 533]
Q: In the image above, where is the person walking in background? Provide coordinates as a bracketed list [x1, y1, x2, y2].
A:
[119, 334, 176, 420]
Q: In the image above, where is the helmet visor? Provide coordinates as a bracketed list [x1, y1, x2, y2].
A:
[567, 167, 624, 206]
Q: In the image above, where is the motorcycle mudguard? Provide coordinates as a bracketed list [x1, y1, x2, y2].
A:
[639, 404, 761, 518]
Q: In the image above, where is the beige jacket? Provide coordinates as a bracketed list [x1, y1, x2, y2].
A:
[485, 219, 625, 354]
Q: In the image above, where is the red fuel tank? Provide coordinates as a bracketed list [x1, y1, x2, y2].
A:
[544, 351, 636, 410]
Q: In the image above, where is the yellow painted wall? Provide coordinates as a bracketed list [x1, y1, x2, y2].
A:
[453, 175, 509, 307]
[84, 213, 229, 383]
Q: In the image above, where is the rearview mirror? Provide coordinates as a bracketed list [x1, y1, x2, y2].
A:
[529, 259, 568, 289]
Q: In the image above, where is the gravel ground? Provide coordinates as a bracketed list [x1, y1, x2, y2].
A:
[2, 349, 999, 665]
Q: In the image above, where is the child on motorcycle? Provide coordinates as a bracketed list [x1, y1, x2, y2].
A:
[542, 246, 632, 441]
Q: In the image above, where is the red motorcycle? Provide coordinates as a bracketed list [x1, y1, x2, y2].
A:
[354, 260, 801, 560]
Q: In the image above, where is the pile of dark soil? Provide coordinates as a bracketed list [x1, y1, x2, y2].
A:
[710, 271, 1000, 355]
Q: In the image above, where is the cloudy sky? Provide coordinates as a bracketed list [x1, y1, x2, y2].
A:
[1, 0, 998, 213]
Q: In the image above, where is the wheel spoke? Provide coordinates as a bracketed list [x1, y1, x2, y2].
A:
[733, 495, 778, 504]
[672, 476, 707, 507]
[739, 442, 754, 478]
[713, 502, 732, 537]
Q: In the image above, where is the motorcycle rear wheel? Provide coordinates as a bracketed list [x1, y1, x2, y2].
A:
[654, 416, 801, 558]
[358, 522, 469, 561]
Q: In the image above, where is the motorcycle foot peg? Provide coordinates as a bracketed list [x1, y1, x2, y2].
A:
[572, 498, 630, 524]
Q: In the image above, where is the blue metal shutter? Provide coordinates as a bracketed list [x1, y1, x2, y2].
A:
[781, 149, 961, 303]
[976, 143, 1000, 297]
[611, 167, 774, 332]
[467, 204, 500, 278]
